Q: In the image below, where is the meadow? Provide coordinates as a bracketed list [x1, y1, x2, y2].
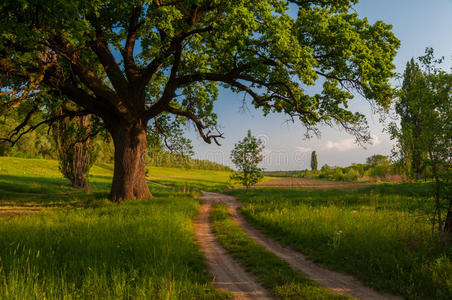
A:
[0, 157, 232, 299]
[2, 156, 451, 299]
[228, 185, 452, 299]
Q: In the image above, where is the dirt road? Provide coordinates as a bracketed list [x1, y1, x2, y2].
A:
[194, 197, 273, 299]
[199, 192, 402, 300]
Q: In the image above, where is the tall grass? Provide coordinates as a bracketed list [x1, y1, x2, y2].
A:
[229, 186, 452, 299]
[0, 157, 229, 299]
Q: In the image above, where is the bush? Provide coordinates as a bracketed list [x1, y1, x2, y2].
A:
[345, 168, 360, 181]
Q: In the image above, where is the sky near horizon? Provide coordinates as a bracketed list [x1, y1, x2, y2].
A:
[186, 0, 452, 171]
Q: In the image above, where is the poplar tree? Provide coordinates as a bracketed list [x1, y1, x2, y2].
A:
[311, 151, 318, 171]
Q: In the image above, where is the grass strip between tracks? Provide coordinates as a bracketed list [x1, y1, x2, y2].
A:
[210, 204, 352, 300]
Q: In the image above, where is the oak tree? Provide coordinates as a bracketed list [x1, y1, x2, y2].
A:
[0, 0, 399, 202]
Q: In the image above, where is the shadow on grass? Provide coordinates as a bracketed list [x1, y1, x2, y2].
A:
[0, 174, 110, 208]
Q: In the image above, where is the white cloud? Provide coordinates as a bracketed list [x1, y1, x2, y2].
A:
[321, 134, 381, 152]
[296, 146, 313, 153]
[323, 139, 358, 152]
[370, 134, 381, 146]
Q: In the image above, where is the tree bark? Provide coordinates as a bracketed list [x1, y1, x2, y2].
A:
[71, 142, 88, 189]
[109, 122, 152, 202]
[71, 115, 91, 189]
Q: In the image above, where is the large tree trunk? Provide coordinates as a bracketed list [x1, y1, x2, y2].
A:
[109, 122, 152, 202]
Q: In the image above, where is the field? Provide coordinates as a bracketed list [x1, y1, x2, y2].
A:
[0, 157, 231, 299]
[251, 177, 371, 190]
[228, 185, 452, 299]
[1, 156, 451, 299]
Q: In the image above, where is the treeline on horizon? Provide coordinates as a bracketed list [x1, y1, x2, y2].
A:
[0, 113, 230, 172]
[265, 154, 410, 183]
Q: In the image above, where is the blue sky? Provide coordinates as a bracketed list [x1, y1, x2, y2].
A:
[186, 0, 452, 170]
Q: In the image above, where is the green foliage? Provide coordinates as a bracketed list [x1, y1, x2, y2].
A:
[145, 115, 229, 171]
[310, 151, 318, 171]
[0, 111, 54, 158]
[0, 0, 399, 146]
[228, 186, 452, 299]
[388, 48, 451, 235]
[230, 130, 264, 188]
[389, 50, 451, 181]
[0, 0, 400, 200]
[302, 155, 403, 182]
[211, 204, 350, 299]
[366, 154, 388, 167]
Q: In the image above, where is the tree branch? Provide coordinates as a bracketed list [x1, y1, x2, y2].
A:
[121, 4, 143, 82]
[47, 32, 126, 113]
[143, 38, 184, 119]
[89, 28, 129, 98]
[1, 109, 90, 146]
[166, 105, 223, 145]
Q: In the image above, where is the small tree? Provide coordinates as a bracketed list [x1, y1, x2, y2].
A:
[53, 113, 96, 189]
[311, 151, 318, 171]
[230, 130, 265, 189]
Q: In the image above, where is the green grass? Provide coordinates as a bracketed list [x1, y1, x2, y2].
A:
[228, 186, 452, 300]
[0, 157, 231, 299]
[146, 165, 234, 192]
[0, 157, 234, 207]
[210, 204, 351, 300]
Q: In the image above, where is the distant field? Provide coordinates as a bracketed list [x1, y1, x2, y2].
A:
[264, 170, 301, 177]
[252, 177, 371, 190]
[228, 184, 452, 299]
[0, 157, 230, 299]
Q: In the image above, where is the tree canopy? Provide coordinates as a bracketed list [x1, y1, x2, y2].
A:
[0, 0, 399, 201]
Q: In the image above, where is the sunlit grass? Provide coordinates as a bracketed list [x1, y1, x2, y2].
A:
[0, 156, 234, 207]
[229, 187, 452, 300]
[0, 157, 230, 299]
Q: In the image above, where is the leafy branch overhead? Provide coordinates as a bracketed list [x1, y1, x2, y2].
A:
[1, 0, 399, 143]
